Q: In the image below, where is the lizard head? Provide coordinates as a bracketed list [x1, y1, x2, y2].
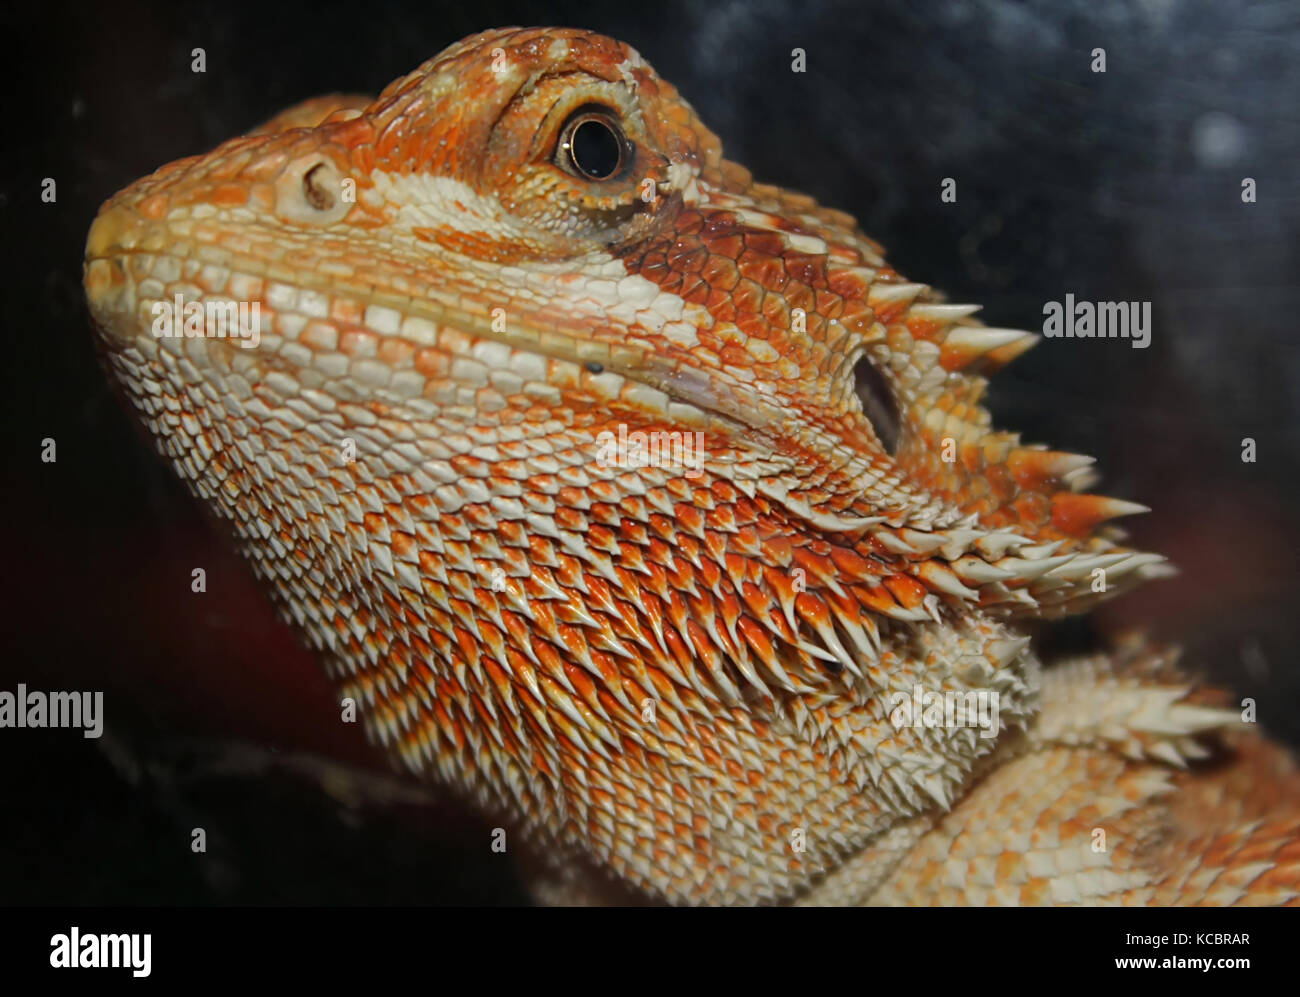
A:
[85, 27, 1168, 903]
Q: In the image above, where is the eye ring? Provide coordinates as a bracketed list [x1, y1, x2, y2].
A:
[556, 106, 631, 182]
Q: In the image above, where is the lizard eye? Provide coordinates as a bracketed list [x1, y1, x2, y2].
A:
[556, 105, 631, 182]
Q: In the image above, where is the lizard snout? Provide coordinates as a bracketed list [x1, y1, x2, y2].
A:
[84, 203, 154, 347]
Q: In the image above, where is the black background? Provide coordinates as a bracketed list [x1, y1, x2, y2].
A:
[1, 0, 1298, 904]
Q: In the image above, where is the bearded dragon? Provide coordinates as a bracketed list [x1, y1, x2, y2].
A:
[83, 27, 1300, 905]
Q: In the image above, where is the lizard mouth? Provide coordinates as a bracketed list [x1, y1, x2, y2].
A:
[85, 209, 777, 443]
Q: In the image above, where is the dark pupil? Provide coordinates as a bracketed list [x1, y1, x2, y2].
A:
[570, 118, 623, 180]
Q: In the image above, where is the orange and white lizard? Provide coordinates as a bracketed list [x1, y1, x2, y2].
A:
[84, 27, 1300, 905]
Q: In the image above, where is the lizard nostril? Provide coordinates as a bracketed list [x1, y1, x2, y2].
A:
[302, 163, 336, 210]
[275, 154, 351, 224]
[853, 356, 901, 455]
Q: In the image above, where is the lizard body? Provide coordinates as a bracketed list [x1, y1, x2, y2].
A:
[84, 27, 1300, 905]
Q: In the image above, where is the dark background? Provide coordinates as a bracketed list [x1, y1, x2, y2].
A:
[1, 0, 1298, 904]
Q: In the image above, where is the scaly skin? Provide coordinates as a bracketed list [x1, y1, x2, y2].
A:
[84, 27, 1300, 905]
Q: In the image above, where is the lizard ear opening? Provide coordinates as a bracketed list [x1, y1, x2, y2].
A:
[853, 355, 901, 455]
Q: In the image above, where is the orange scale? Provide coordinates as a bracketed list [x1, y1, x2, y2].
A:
[728, 278, 764, 314]
[872, 296, 914, 323]
[701, 212, 743, 237]
[883, 574, 927, 609]
[742, 231, 788, 258]
[957, 443, 984, 474]
[703, 291, 737, 322]
[560, 656, 599, 702]
[826, 263, 869, 294]
[670, 245, 710, 275]
[483, 653, 512, 696]
[783, 256, 823, 288]
[702, 245, 744, 280]
[697, 558, 722, 590]
[1011, 492, 1052, 528]
[678, 272, 711, 303]
[1050, 492, 1125, 536]
[656, 271, 685, 295]
[595, 686, 628, 723]
[675, 534, 702, 562]
[734, 312, 770, 341]
[462, 507, 498, 533]
[717, 343, 750, 367]
[645, 512, 675, 541]
[985, 464, 1019, 504]
[587, 525, 622, 556]
[666, 561, 696, 595]
[661, 627, 696, 677]
[760, 295, 792, 329]
[674, 210, 704, 233]
[794, 592, 833, 629]
[673, 504, 704, 536]
[640, 249, 669, 271]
